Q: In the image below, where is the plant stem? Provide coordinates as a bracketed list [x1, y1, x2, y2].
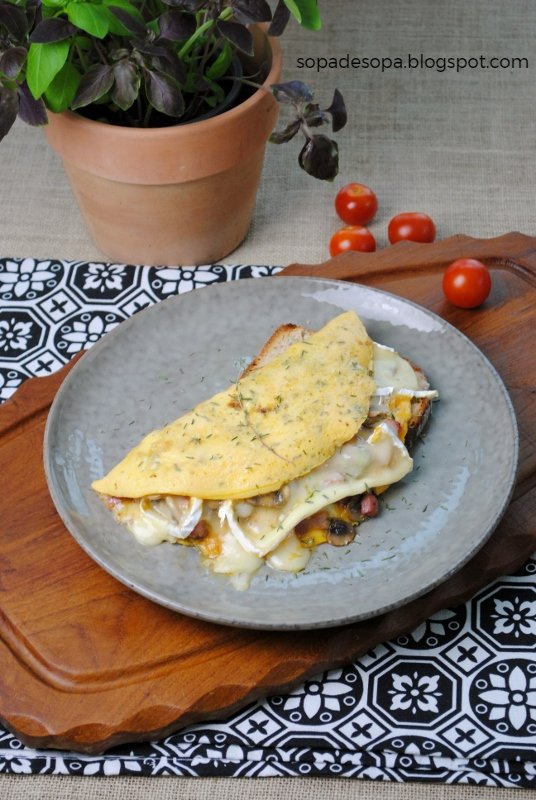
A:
[178, 6, 232, 59]
[74, 41, 88, 72]
[93, 39, 109, 65]
[143, 102, 153, 126]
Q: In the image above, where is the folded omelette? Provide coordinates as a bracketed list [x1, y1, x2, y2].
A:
[93, 311, 436, 589]
[92, 312, 375, 500]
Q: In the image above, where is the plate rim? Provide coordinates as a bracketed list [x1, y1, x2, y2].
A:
[43, 276, 520, 629]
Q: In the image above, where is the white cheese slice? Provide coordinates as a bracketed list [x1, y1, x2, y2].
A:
[116, 496, 202, 546]
[219, 422, 412, 557]
[373, 342, 420, 390]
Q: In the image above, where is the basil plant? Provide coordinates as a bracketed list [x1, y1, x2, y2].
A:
[0, 0, 346, 179]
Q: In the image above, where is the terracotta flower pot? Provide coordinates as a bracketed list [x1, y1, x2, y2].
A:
[44, 28, 281, 267]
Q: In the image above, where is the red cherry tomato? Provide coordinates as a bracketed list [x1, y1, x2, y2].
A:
[442, 258, 492, 308]
[388, 212, 436, 244]
[329, 225, 376, 257]
[335, 183, 378, 226]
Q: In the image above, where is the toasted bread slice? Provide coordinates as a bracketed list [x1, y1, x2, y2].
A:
[404, 363, 433, 450]
[243, 323, 311, 374]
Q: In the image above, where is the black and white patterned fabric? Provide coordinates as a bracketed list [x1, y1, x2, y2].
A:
[0, 258, 534, 787]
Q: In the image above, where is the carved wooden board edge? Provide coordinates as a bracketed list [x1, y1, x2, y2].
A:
[0, 353, 83, 440]
[277, 231, 536, 283]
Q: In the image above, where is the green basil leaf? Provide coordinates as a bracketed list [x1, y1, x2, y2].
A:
[206, 40, 232, 80]
[198, 74, 224, 107]
[40, 0, 69, 8]
[283, 0, 321, 31]
[44, 61, 81, 111]
[66, 2, 110, 38]
[26, 40, 70, 99]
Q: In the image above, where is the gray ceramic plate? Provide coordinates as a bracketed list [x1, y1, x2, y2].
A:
[44, 277, 518, 630]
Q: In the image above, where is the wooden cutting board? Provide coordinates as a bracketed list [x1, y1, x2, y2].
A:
[0, 232, 534, 754]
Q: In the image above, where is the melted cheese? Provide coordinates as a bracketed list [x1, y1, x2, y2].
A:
[219, 422, 411, 557]
[103, 335, 437, 590]
[118, 496, 202, 546]
[370, 343, 438, 437]
[373, 343, 420, 390]
[110, 419, 411, 588]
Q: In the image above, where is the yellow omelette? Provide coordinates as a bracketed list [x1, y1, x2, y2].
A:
[91, 311, 375, 500]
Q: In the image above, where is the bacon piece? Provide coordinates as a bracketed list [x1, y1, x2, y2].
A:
[187, 520, 210, 540]
[360, 492, 379, 517]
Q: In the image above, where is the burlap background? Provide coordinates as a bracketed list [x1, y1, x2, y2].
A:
[0, 776, 527, 800]
[1, 0, 534, 266]
[0, 0, 534, 797]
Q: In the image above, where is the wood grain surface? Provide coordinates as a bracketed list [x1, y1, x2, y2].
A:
[0, 232, 534, 754]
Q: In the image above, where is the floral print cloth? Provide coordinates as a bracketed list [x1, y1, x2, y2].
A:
[0, 258, 534, 787]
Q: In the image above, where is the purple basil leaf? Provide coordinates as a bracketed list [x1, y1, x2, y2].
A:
[191, 72, 209, 90]
[0, 3, 28, 42]
[0, 84, 18, 140]
[268, 0, 290, 36]
[134, 39, 170, 57]
[26, 0, 41, 29]
[302, 102, 327, 128]
[298, 133, 339, 181]
[108, 6, 147, 36]
[143, 68, 184, 116]
[151, 51, 186, 84]
[230, 0, 272, 25]
[271, 80, 313, 105]
[17, 80, 47, 125]
[158, 9, 196, 41]
[72, 63, 114, 109]
[0, 46, 26, 78]
[30, 18, 77, 43]
[216, 19, 253, 56]
[160, 0, 204, 8]
[304, 111, 330, 128]
[269, 118, 301, 144]
[111, 59, 139, 109]
[325, 88, 347, 132]
[0, 3, 28, 40]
